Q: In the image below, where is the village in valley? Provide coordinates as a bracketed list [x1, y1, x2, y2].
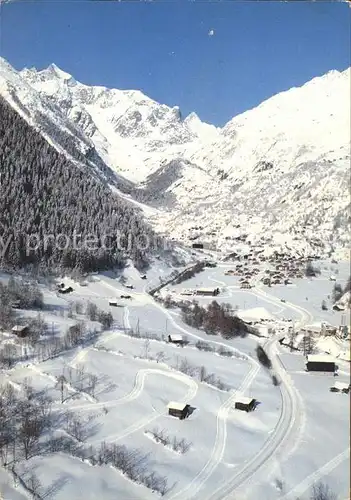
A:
[0, 237, 350, 500]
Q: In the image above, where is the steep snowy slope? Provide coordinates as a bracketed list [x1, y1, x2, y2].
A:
[184, 68, 351, 253]
[0, 58, 133, 191]
[11, 59, 351, 255]
[20, 64, 220, 183]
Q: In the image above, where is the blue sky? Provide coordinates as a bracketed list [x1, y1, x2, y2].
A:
[1, 1, 350, 126]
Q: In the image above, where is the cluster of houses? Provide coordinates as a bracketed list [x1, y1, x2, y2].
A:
[225, 266, 259, 289]
[222, 248, 316, 288]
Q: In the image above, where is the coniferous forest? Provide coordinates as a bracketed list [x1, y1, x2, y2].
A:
[0, 97, 162, 273]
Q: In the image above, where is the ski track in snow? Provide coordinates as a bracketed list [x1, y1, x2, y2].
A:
[20, 271, 346, 499]
[199, 283, 308, 500]
[89, 368, 199, 445]
[281, 447, 350, 500]
[168, 363, 260, 500]
[91, 272, 308, 500]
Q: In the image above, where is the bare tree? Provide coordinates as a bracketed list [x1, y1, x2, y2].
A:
[88, 374, 98, 397]
[76, 364, 86, 390]
[56, 374, 67, 403]
[65, 413, 87, 442]
[26, 472, 43, 498]
[199, 365, 207, 382]
[17, 404, 43, 460]
[142, 339, 151, 360]
[73, 301, 83, 315]
[86, 302, 98, 321]
[310, 482, 337, 500]
[155, 351, 166, 364]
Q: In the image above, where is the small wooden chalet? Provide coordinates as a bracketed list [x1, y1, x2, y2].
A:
[333, 304, 345, 312]
[234, 397, 256, 412]
[168, 334, 184, 345]
[11, 325, 30, 338]
[58, 286, 73, 294]
[167, 401, 190, 419]
[109, 299, 119, 307]
[330, 382, 350, 394]
[195, 288, 220, 296]
[306, 355, 336, 373]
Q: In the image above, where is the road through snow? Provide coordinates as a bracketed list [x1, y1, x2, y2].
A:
[70, 272, 309, 500]
[201, 283, 308, 500]
[168, 362, 260, 500]
[206, 336, 305, 500]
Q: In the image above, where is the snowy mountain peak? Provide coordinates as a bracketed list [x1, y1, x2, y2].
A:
[22, 62, 74, 81]
[184, 111, 220, 141]
[44, 63, 74, 81]
[1, 56, 350, 256]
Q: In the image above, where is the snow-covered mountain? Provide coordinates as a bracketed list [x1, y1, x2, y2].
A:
[1, 57, 350, 257]
[20, 63, 220, 184]
[0, 58, 133, 191]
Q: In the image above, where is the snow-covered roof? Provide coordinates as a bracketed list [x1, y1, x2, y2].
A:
[307, 354, 335, 363]
[169, 334, 183, 342]
[196, 287, 219, 292]
[236, 307, 275, 322]
[12, 325, 28, 332]
[167, 401, 188, 411]
[235, 397, 255, 405]
[333, 381, 350, 390]
[301, 323, 322, 333]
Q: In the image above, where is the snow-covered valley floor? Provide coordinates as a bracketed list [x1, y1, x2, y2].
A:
[0, 259, 349, 500]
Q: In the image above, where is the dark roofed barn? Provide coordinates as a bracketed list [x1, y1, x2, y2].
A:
[234, 397, 256, 412]
[167, 402, 190, 419]
[306, 355, 336, 373]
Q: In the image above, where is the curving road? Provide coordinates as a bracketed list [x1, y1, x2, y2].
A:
[84, 270, 305, 500]
[191, 281, 309, 500]
[168, 362, 260, 500]
[67, 270, 311, 500]
[205, 334, 305, 500]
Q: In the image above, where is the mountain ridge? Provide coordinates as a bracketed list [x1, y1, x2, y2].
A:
[2, 57, 350, 258]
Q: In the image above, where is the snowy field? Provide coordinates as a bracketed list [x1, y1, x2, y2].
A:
[0, 258, 349, 500]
